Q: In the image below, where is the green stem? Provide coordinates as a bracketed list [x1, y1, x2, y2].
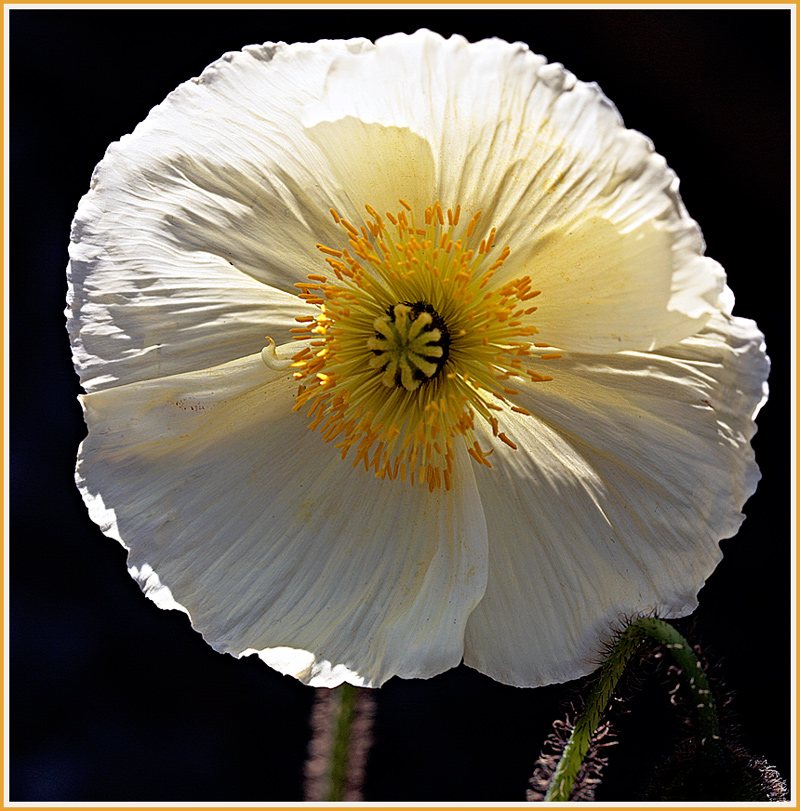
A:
[544, 617, 721, 801]
[326, 682, 359, 801]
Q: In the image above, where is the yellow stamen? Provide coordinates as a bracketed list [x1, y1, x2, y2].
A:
[284, 200, 559, 490]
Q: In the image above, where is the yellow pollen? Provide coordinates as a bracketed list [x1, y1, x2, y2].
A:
[285, 200, 558, 491]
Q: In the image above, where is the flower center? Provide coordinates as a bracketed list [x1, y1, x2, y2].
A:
[368, 301, 450, 391]
[274, 200, 559, 491]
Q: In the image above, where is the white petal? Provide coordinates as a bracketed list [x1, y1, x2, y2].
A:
[67, 253, 307, 393]
[77, 352, 488, 687]
[303, 118, 436, 222]
[463, 314, 767, 687]
[519, 216, 727, 354]
[68, 39, 374, 392]
[308, 29, 726, 352]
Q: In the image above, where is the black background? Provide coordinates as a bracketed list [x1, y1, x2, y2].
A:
[10, 8, 792, 802]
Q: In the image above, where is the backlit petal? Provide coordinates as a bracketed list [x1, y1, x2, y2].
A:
[308, 30, 726, 352]
[68, 39, 373, 392]
[463, 314, 767, 686]
[303, 118, 436, 223]
[77, 352, 488, 687]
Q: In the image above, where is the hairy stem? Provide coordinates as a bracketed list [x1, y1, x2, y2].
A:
[545, 617, 721, 801]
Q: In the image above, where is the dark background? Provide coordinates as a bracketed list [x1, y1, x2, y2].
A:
[10, 8, 792, 802]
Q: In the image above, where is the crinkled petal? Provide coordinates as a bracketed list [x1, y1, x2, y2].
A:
[67, 38, 375, 392]
[463, 314, 768, 687]
[76, 353, 488, 687]
[67, 253, 307, 394]
[306, 29, 726, 353]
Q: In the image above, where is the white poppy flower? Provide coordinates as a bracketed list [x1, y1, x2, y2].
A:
[67, 30, 769, 689]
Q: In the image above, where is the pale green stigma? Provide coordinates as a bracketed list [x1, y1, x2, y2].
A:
[367, 301, 451, 391]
